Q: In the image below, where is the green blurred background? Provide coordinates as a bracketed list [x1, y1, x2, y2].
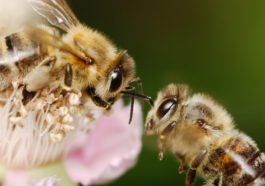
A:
[69, 0, 265, 185]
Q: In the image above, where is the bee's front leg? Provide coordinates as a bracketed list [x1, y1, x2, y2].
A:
[186, 149, 208, 186]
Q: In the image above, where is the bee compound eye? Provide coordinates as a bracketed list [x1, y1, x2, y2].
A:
[157, 98, 178, 119]
[109, 69, 122, 92]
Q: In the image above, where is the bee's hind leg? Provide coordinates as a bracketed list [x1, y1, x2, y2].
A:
[24, 56, 56, 92]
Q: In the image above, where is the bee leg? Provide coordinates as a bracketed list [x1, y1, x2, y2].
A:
[120, 91, 153, 106]
[24, 56, 56, 92]
[129, 77, 144, 109]
[40, 56, 56, 67]
[123, 86, 135, 124]
[22, 86, 36, 105]
[203, 172, 222, 186]
[157, 121, 178, 161]
[128, 86, 135, 124]
[185, 169, 196, 186]
[190, 149, 208, 169]
[212, 173, 222, 186]
[86, 87, 110, 109]
[158, 133, 168, 161]
[64, 63, 73, 87]
[176, 153, 186, 174]
[186, 149, 208, 186]
[74, 39, 94, 65]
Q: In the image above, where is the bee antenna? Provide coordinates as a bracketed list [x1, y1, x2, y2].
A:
[121, 90, 154, 107]
[128, 87, 135, 124]
[121, 85, 153, 124]
[129, 77, 144, 109]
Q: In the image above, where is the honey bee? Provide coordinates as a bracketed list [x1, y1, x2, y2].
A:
[0, 0, 153, 123]
[145, 84, 265, 186]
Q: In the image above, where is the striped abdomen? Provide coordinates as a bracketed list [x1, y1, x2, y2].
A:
[0, 32, 43, 91]
[209, 136, 265, 185]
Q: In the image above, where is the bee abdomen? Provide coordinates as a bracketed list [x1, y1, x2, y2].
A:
[0, 32, 43, 91]
[0, 32, 41, 68]
[209, 137, 265, 185]
[247, 151, 265, 185]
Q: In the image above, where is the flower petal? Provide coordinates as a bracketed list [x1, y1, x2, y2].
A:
[64, 100, 143, 185]
[2, 170, 31, 186]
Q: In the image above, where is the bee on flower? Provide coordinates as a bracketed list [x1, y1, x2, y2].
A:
[0, 0, 148, 185]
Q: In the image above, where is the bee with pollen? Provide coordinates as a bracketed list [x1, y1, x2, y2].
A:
[145, 84, 265, 186]
[0, 0, 153, 127]
[0, 0, 153, 169]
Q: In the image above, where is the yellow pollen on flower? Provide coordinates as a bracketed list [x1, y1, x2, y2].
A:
[62, 125, 75, 133]
[50, 133, 64, 143]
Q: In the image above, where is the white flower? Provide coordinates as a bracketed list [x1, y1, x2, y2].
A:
[0, 85, 143, 186]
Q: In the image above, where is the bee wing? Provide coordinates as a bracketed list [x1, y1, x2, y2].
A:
[26, 26, 84, 60]
[28, 0, 79, 31]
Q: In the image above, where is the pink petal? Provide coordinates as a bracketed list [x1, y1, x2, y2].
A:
[2, 170, 31, 186]
[64, 100, 143, 185]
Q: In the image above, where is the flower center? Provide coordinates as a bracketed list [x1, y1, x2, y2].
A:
[0, 84, 98, 169]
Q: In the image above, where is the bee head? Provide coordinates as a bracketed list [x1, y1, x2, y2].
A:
[144, 84, 189, 135]
[68, 26, 135, 112]
[104, 51, 135, 100]
[90, 51, 135, 106]
[68, 26, 152, 123]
